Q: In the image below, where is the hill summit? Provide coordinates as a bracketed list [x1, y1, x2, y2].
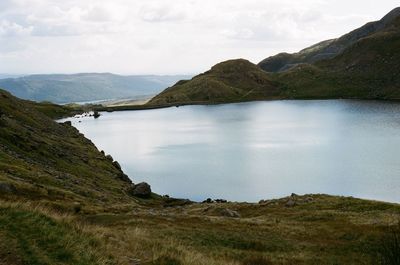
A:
[147, 7, 400, 106]
[149, 59, 279, 106]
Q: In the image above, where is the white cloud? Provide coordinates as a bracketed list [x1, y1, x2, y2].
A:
[0, 19, 32, 37]
[140, 4, 186, 22]
[0, 0, 398, 74]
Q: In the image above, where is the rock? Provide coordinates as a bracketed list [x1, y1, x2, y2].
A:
[217, 208, 241, 218]
[112, 161, 122, 171]
[63, 121, 72, 126]
[93, 111, 100, 119]
[286, 199, 296, 207]
[105, 154, 113, 162]
[0, 182, 17, 194]
[119, 173, 132, 183]
[304, 197, 314, 203]
[202, 198, 214, 203]
[129, 182, 151, 197]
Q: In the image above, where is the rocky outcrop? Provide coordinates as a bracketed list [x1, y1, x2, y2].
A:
[129, 182, 151, 197]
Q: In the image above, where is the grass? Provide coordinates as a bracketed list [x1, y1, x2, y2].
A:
[2, 194, 399, 265]
[374, 223, 400, 265]
[0, 201, 114, 265]
[63, 194, 399, 265]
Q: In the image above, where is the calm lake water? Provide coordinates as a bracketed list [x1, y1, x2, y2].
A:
[63, 100, 400, 203]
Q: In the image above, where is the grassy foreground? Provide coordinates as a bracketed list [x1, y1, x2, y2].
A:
[1, 194, 399, 265]
[1, 88, 399, 264]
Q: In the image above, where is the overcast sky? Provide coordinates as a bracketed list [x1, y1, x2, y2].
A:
[0, 0, 398, 75]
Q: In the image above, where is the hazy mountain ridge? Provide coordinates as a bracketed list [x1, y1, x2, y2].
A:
[0, 73, 192, 104]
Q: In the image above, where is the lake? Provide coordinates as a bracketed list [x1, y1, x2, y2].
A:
[62, 100, 400, 203]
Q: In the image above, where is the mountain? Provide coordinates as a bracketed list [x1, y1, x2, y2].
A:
[0, 73, 192, 104]
[148, 59, 280, 106]
[273, 8, 400, 99]
[0, 89, 137, 209]
[147, 7, 400, 106]
[258, 7, 400, 72]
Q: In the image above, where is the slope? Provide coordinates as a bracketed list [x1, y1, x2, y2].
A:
[0, 89, 136, 211]
[273, 13, 400, 99]
[258, 7, 400, 72]
[148, 59, 280, 106]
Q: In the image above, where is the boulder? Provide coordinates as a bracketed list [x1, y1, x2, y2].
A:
[129, 182, 151, 197]
[219, 208, 241, 218]
[285, 199, 296, 207]
[112, 161, 122, 171]
[93, 111, 100, 119]
[202, 198, 213, 203]
[118, 173, 132, 183]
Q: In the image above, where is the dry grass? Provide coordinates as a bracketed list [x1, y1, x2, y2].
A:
[1, 194, 400, 265]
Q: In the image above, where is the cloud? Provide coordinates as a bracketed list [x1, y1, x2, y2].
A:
[0, 19, 32, 37]
[139, 5, 186, 22]
[0, 0, 398, 74]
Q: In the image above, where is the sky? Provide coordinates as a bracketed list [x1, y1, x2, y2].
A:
[0, 0, 398, 75]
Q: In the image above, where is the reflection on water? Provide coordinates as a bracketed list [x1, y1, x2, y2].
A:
[62, 100, 400, 202]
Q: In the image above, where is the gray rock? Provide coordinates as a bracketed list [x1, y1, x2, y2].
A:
[0, 182, 17, 194]
[218, 208, 241, 218]
[112, 161, 122, 171]
[285, 199, 296, 207]
[130, 182, 151, 197]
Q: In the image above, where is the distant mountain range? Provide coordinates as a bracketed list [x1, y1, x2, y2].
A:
[148, 7, 400, 107]
[0, 73, 191, 104]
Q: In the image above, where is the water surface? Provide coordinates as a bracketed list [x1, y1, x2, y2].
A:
[63, 100, 400, 202]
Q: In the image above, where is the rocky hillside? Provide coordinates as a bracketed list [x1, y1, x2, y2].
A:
[0, 89, 140, 211]
[148, 59, 280, 106]
[258, 7, 400, 72]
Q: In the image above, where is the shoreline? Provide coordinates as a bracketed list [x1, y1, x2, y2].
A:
[92, 97, 400, 113]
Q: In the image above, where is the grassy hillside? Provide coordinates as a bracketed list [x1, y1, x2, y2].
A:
[0, 73, 191, 104]
[1, 89, 400, 264]
[0, 89, 136, 211]
[273, 15, 400, 99]
[148, 59, 280, 106]
[258, 7, 400, 72]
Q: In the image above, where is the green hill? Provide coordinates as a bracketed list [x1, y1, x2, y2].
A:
[148, 59, 280, 106]
[0, 89, 136, 210]
[274, 11, 400, 99]
[258, 7, 400, 72]
[147, 8, 400, 106]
